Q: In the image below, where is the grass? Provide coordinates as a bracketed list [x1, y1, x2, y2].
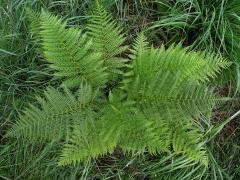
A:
[0, 0, 240, 179]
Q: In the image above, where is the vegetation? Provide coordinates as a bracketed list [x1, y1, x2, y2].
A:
[1, 0, 240, 179]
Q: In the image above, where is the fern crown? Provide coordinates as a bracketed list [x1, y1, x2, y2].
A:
[9, 4, 230, 166]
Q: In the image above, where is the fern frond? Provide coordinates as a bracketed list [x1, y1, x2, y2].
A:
[129, 32, 149, 60]
[87, 3, 128, 78]
[123, 42, 230, 93]
[58, 113, 108, 166]
[39, 10, 108, 88]
[189, 50, 231, 82]
[8, 83, 98, 142]
[59, 100, 124, 165]
[121, 41, 229, 164]
[172, 118, 208, 166]
[131, 75, 211, 164]
[157, 44, 230, 82]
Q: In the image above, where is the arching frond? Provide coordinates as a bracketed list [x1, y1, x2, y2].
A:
[120, 39, 230, 165]
[87, 3, 128, 78]
[58, 99, 124, 165]
[124, 43, 230, 91]
[40, 11, 108, 88]
[8, 83, 98, 142]
[129, 32, 149, 60]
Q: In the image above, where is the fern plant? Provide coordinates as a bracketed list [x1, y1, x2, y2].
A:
[8, 4, 230, 167]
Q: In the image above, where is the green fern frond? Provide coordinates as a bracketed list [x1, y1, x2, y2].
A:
[8, 83, 98, 142]
[129, 32, 149, 60]
[189, 50, 231, 82]
[40, 10, 108, 88]
[58, 113, 107, 166]
[157, 44, 230, 82]
[59, 100, 124, 165]
[87, 3, 128, 78]
[129, 76, 211, 163]
[123, 40, 225, 119]
[172, 118, 208, 166]
[123, 42, 230, 92]
[120, 40, 230, 164]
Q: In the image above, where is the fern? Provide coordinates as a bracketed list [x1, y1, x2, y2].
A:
[128, 32, 149, 60]
[59, 100, 123, 165]
[87, 3, 128, 78]
[8, 83, 98, 142]
[9, 6, 230, 167]
[39, 10, 108, 88]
